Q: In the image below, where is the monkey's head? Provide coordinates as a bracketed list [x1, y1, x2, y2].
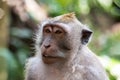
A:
[35, 13, 92, 64]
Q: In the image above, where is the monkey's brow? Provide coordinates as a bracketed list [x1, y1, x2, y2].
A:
[44, 23, 62, 28]
[52, 20, 69, 24]
[42, 21, 71, 32]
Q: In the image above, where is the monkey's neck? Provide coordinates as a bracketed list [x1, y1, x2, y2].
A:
[67, 45, 83, 64]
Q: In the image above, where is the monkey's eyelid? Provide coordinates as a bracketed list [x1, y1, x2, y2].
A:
[55, 30, 62, 34]
[44, 29, 51, 33]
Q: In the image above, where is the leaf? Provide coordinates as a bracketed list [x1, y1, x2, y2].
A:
[114, 0, 120, 8]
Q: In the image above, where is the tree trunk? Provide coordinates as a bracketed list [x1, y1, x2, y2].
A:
[0, 1, 9, 80]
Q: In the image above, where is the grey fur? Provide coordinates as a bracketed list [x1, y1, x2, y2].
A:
[25, 13, 109, 80]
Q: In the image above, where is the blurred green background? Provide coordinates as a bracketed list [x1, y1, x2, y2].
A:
[0, 0, 120, 80]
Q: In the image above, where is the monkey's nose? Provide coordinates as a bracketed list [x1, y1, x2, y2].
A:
[44, 44, 51, 49]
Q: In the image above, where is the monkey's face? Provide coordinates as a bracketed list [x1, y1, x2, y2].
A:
[40, 24, 71, 64]
[36, 13, 93, 64]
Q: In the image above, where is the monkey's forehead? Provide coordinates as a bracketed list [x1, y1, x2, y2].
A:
[40, 13, 84, 30]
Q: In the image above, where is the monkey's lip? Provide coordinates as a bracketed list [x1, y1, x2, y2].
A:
[42, 54, 60, 58]
[42, 54, 63, 64]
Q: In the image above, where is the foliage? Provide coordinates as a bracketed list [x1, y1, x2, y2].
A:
[0, 0, 120, 80]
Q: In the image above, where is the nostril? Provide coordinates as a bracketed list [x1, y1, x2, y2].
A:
[44, 44, 51, 48]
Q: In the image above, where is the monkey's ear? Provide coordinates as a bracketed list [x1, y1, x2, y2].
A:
[81, 29, 92, 45]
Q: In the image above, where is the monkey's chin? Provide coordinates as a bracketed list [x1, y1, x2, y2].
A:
[42, 55, 63, 64]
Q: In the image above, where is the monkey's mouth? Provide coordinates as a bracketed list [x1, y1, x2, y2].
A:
[43, 54, 59, 58]
[42, 54, 63, 64]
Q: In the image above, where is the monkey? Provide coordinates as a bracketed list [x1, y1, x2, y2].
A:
[25, 13, 109, 80]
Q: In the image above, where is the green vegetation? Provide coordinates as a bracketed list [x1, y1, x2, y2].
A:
[0, 0, 120, 80]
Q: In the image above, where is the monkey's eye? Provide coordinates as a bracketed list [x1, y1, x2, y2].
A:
[44, 29, 51, 33]
[55, 30, 62, 34]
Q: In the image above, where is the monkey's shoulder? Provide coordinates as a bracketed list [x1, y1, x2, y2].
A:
[72, 47, 109, 80]
[70, 64, 107, 80]
[25, 57, 44, 80]
[78, 47, 101, 64]
[26, 57, 42, 68]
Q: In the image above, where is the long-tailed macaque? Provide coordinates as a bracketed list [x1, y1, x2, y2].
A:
[25, 13, 109, 80]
